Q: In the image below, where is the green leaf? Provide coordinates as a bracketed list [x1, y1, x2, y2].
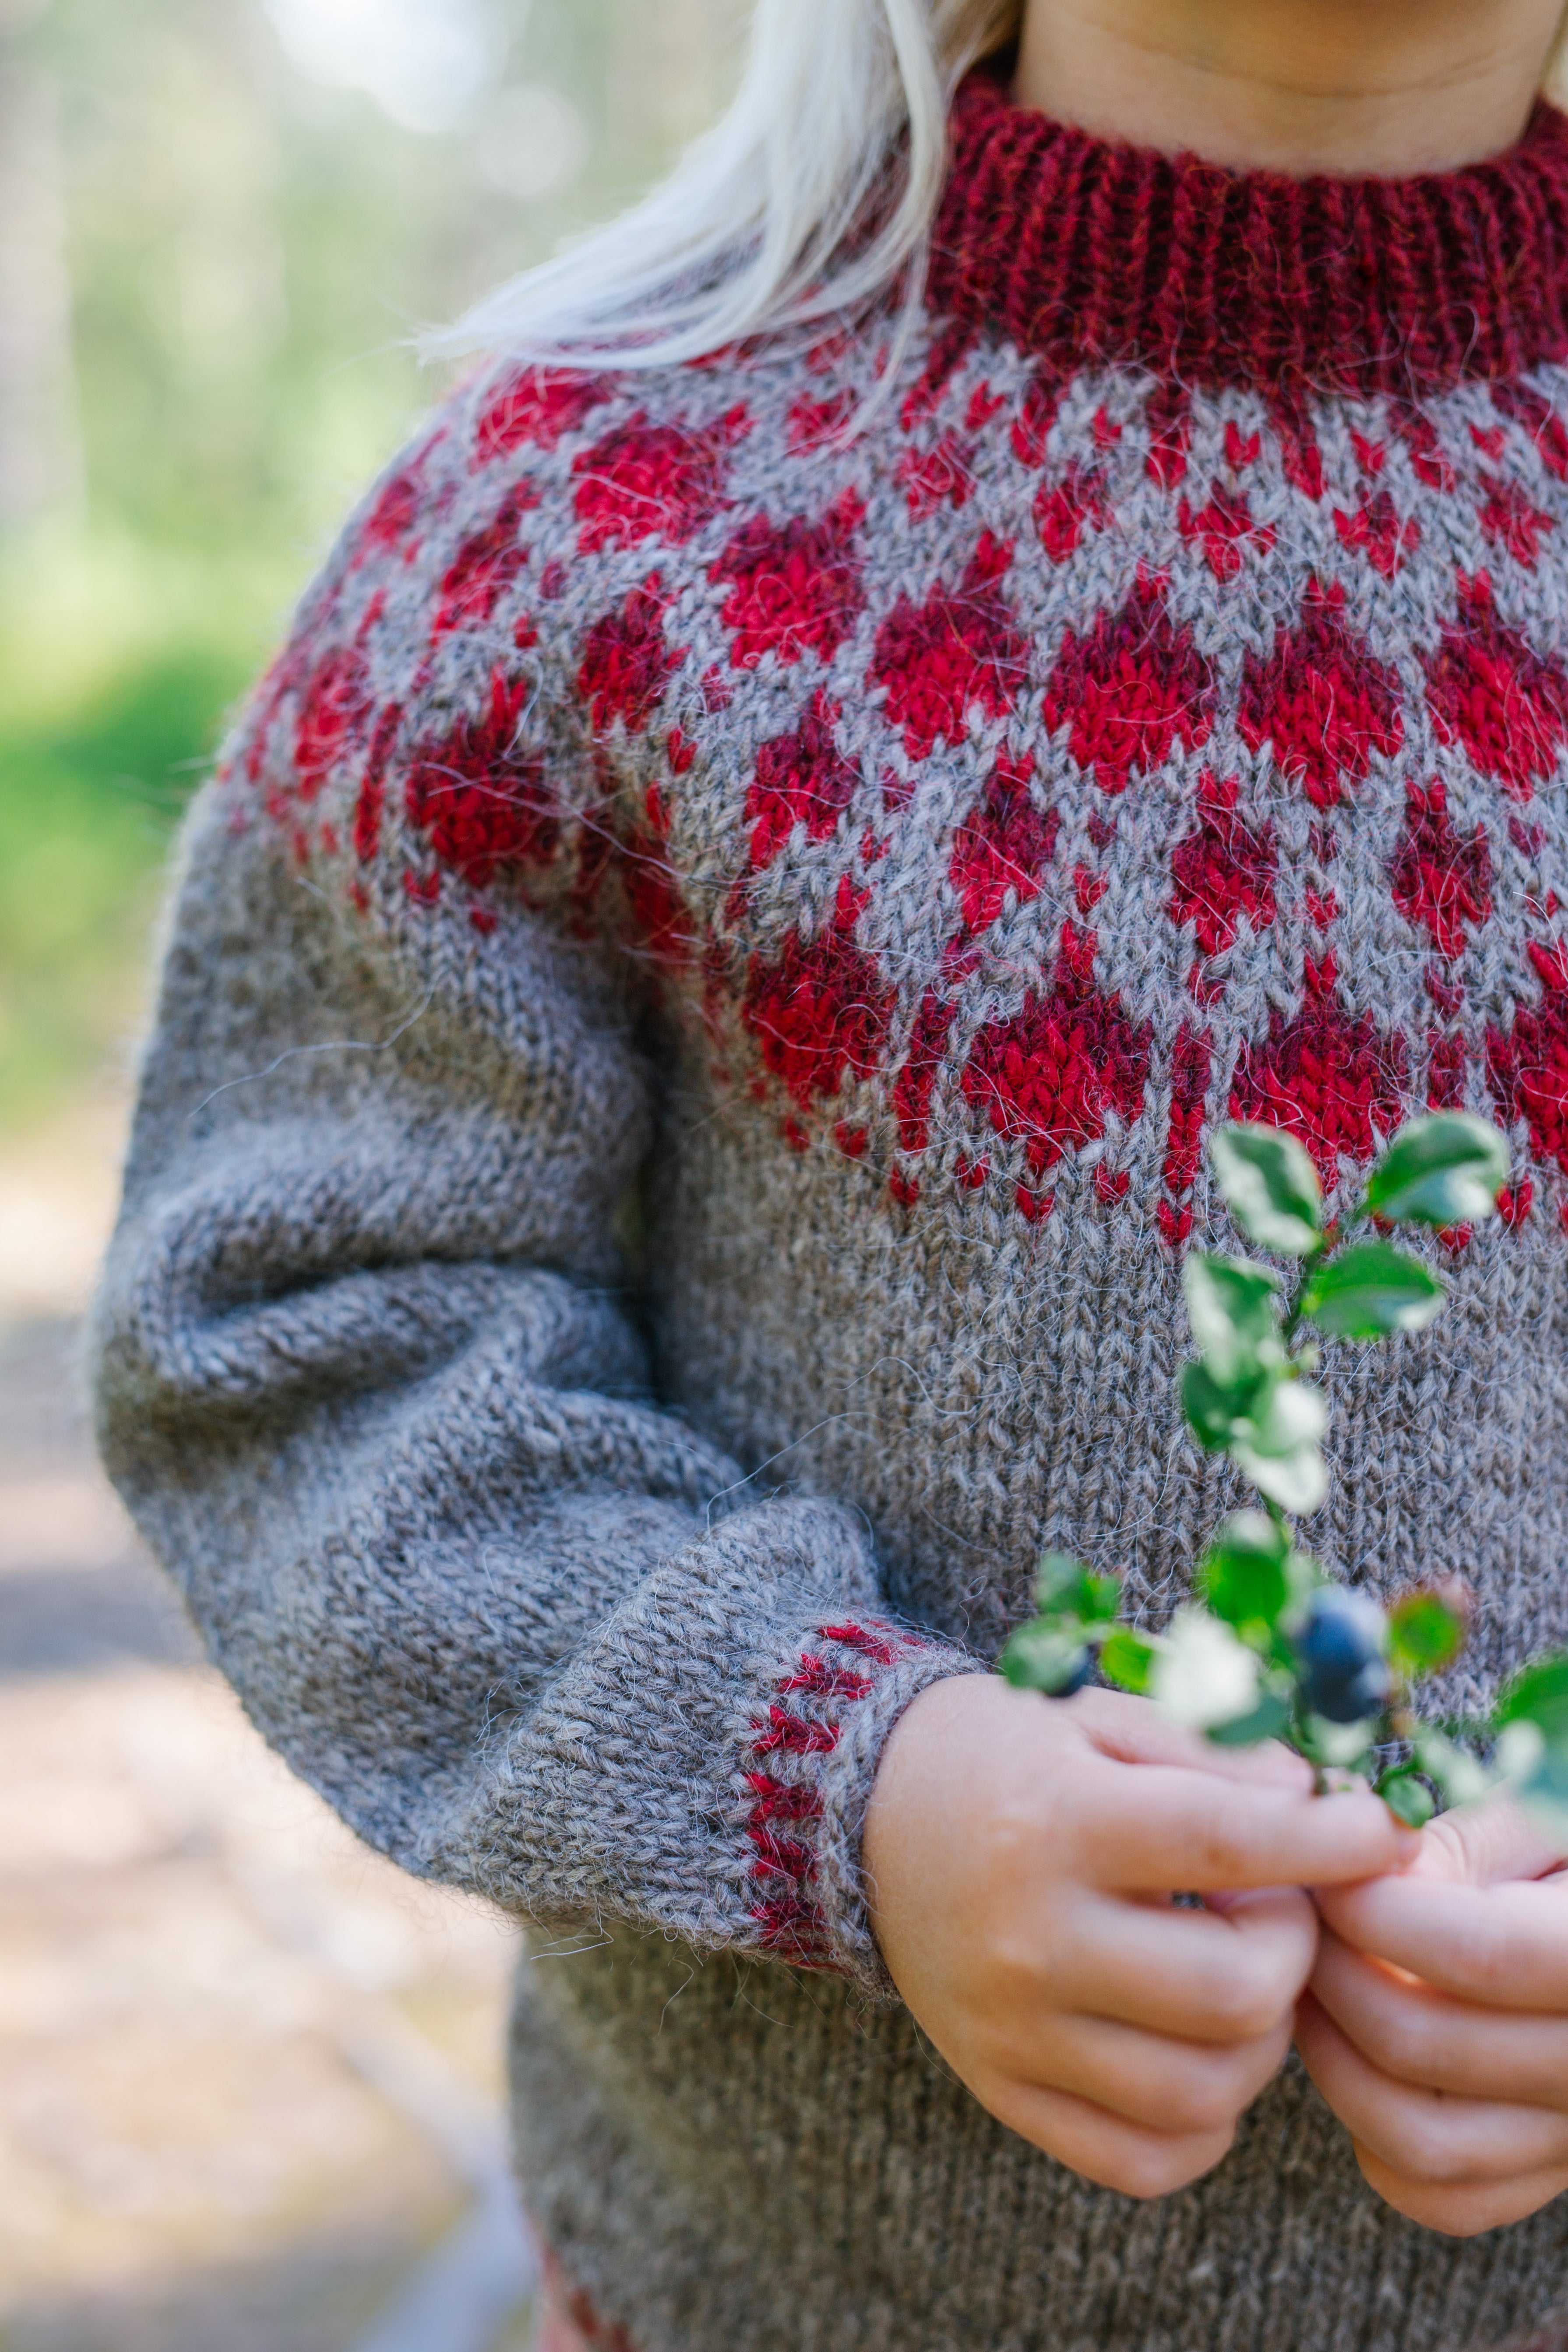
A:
[1387, 1590, 1468, 1679]
[1205, 1688, 1293, 1747]
[1377, 1769, 1436, 1829]
[1364, 1113, 1510, 1229]
[1209, 1124, 1323, 1257]
[1300, 1241, 1446, 1342]
[1183, 1254, 1284, 1386]
[1033, 1551, 1120, 1628]
[1180, 1360, 1262, 1451]
[1000, 1620, 1091, 1695]
[1495, 1651, 1568, 1743]
[1199, 1511, 1291, 1631]
[1100, 1627, 1157, 1695]
[1034, 1550, 1090, 1610]
[1229, 1378, 1328, 1516]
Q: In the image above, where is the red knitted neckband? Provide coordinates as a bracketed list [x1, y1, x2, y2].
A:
[932, 69, 1568, 395]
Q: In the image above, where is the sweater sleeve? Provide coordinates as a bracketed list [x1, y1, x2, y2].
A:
[91, 703, 972, 1999]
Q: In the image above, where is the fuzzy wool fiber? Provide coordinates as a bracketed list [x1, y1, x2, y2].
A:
[95, 71, 1568, 2352]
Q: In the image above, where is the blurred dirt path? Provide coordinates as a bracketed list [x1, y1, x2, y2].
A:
[0, 1137, 535, 2352]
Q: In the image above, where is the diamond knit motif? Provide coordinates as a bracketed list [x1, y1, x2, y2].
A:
[1040, 570, 1216, 795]
[1237, 579, 1403, 808]
[572, 406, 750, 555]
[1424, 570, 1568, 801]
[948, 750, 1058, 938]
[742, 690, 858, 873]
[740, 878, 894, 1115]
[1490, 942, 1568, 1184]
[962, 922, 1153, 1187]
[475, 364, 615, 461]
[240, 336, 1568, 1237]
[404, 668, 556, 892]
[714, 490, 868, 671]
[869, 528, 1027, 759]
[578, 574, 681, 734]
[1230, 952, 1409, 1189]
[1168, 773, 1278, 958]
[294, 645, 373, 798]
[229, 76, 1568, 1265]
[1390, 782, 1493, 958]
[434, 478, 541, 633]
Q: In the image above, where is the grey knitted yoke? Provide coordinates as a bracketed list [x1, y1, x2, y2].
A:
[95, 75, 1568, 2352]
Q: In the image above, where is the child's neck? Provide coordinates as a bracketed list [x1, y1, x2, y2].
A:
[1013, 0, 1564, 175]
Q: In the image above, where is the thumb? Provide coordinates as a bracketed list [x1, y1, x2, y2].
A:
[1419, 1787, 1568, 1888]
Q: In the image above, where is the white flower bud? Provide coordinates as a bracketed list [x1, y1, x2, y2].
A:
[1151, 1608, 1261, 1732]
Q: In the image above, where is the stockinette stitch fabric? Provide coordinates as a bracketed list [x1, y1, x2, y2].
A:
[94, 66, 1568, 2352]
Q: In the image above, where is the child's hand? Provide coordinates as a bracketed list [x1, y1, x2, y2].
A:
[862, 1676, 1415, 2199]
[1300, 1794, 1568, 2235]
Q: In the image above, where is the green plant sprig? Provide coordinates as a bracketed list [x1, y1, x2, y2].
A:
[1002, 1112, 1568, 1833]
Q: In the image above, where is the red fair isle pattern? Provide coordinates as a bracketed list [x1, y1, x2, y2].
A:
[715, 489, 868, 672]
[1039, 569, 1215, 795]
[741, 1622, 926, 1971]
[572, 403, 750, 556]
[1390, 781, 1493, 957]
[871, 528, 1027, 760]
[962, 921, 1153, 1204]
[1490, 942, 1568, 1186]
[741, 877, 894, 1114]
[948, 750, 1057, 938]
[230, 100, 1568, 1254]
[1424, 571, 1568, 800]
[1168, 772, 1277, 956]
[1230, 950, 1409, 1188]
[1236, 579, 1403, 810]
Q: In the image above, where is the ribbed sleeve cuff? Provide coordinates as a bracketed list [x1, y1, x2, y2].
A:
[729, 1617, 978, 2003]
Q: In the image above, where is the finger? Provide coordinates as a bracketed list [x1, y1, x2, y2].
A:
[1421, 1790, 1568, 1888]
[1314, 1872, 1568, 2011]
[976, 2071, 1236, 2200]
[1295, 1994, 1568, 2184]
[1060, 1886, 1319, 2042]
[1350, 2140, 1568, 2238]
[1085, 1762, 1416, 1893]
[1071, 1689, 1313, 1791]
[1313, 1931, 1568, 2109]
[1013, 2009, 1293, 2136]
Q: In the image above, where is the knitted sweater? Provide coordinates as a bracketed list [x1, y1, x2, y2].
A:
[95, 70, 1568, 2352]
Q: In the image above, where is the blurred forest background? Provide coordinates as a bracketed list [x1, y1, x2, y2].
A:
[0, 0, 742, 1144]
[0, 8, 740, 2347]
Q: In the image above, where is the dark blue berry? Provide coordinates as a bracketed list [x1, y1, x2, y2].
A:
[1296, 1587, 1390, 1724]
[1053, 1648, 1094, 1698]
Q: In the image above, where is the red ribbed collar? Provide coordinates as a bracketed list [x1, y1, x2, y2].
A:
[930, 71, 1568, 394]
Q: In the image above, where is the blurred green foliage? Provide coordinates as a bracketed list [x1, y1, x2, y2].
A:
[0, 0, 740, 1128]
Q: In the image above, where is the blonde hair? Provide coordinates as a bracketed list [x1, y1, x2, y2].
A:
[433, 0, 1020, 372]
[437, 0, 1568, 373]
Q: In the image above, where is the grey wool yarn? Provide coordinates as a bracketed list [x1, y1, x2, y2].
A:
[94, 73, 1568, 2352]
